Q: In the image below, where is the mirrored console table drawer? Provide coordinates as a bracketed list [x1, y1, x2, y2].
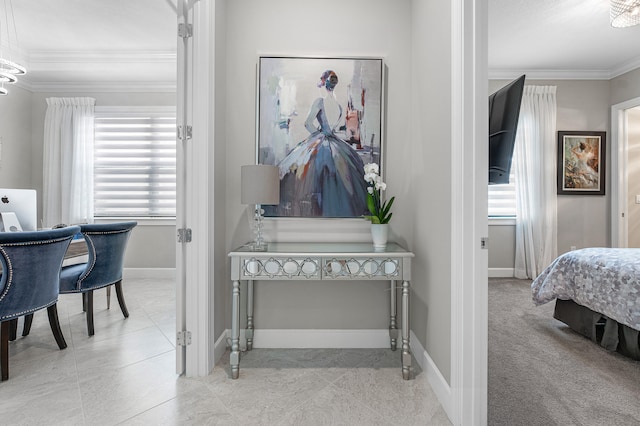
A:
[238, 255, 403, 280]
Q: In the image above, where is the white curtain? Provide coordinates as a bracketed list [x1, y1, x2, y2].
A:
[514, 86, 558, 279]
[43, 97, 96, 227]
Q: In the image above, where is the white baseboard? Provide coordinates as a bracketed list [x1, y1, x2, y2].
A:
[251, 329, 392, 348]
[123, 268, 176, 280]
[488, 267, 514, 278]
[410, 330, 453, 422]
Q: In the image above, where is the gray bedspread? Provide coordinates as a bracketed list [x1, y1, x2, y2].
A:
[531, 247, 640, 331]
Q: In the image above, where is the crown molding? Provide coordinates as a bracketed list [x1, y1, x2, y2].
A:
[27, 50, 176, 64]
[22, 79, 176, 93]
[609, 56, 640, 79]
[488, 68, 613, 80]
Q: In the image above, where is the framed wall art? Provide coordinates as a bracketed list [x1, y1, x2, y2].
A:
[557, 131, 606, 195]
[257, 56, 384, 218]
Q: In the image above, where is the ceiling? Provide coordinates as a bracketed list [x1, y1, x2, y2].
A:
[3, 0, 177, 91]
[489, 0, 640, 79]
[3, 0, 640, 91]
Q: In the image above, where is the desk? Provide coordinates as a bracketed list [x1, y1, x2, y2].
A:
[228, 242, 414, 379]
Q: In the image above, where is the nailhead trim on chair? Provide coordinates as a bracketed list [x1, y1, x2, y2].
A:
[76, 229, 131, 290]
[0, 301, 54, 321]
[0, 236, 72, 303]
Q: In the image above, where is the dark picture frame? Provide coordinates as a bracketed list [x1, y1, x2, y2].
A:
[256, 56, 384, 218]
[557, 131, 606, 195]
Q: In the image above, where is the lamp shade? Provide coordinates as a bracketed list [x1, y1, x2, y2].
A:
[611, 0, 640, 28]
[241, 165, 280, 205]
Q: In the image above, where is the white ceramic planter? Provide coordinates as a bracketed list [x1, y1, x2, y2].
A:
[371, 223, 389, 248]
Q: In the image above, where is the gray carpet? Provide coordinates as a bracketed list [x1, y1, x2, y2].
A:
[488, 278, 640, 426]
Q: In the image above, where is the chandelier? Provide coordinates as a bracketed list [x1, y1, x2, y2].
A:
[611, 0, 640, 27]
[0, 0, 26, 95]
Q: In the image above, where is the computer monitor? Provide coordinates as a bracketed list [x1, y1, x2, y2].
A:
[0, 188, 37, 231]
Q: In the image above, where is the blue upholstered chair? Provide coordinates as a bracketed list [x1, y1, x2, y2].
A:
[59, 222, 137, 336]
[0, 226, 81, 381]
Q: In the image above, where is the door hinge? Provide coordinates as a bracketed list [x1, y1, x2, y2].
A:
[177, 228, 192, 243]
[177, 125, 192, 142]
[481, 237, 489, 250]
[177, 330, 192, 346]
[178, 23, 192, 38]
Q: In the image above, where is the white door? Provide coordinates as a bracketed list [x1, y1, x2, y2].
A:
[175, 0, 191, 375]
[176, 0, 213, 377]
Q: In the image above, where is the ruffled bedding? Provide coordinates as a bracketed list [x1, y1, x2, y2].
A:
[531, 248, 640, 331]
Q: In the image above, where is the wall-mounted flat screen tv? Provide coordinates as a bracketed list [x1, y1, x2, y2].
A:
[488, 75, 525, 185]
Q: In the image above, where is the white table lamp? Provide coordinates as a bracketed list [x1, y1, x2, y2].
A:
[241, 165, 280, 251]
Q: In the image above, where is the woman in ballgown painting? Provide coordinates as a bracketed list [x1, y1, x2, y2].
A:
[276, 70, 368, 217]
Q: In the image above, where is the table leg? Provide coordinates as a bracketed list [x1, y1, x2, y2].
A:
[230, 280, 241, 379]
[246, 279, 254, 351]
[389, 280, 398, 351]
[402, 280, 411, 380]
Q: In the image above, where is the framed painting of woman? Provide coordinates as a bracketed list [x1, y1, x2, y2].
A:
[557, 131, 606, 195]
[257, 56, 384, 218]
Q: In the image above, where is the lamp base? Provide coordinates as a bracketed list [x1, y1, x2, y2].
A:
[248, 241, 268, 252]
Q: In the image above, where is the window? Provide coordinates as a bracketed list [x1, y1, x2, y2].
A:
[488, 155, 516, 217]
[94, 107, 177, 218]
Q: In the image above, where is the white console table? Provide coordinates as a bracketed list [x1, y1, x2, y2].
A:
[228, 242, 414, 379]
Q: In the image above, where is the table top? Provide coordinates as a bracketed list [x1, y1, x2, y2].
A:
[229, 242, 414, 257]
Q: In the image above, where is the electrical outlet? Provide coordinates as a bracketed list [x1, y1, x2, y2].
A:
[636, 195, 640, 204]
[570, 245, 576, 251]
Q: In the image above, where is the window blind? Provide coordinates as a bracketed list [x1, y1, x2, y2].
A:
[94, 107, 176, 218]
[488, 159, 516, 217]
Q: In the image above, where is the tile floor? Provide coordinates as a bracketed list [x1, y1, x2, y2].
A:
[0, 277, 451, 425]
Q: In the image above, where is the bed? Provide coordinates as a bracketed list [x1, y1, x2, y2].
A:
[531, 247, 640, 360]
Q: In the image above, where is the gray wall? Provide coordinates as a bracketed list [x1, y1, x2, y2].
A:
[611, 67, 640, 105]
[489, 73, 640, 271]
[0, 88, 176, 268]
[218, 0, 453, 383]
[0, 85, 33, 189]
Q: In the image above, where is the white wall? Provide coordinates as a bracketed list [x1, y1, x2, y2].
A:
[0, 85, 33, 189]
[218, 0, 453, 382]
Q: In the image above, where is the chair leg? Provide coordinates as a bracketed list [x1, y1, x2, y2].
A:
[9, 318, 18, 341]
[86, 290, 95, 336]
[47, 304, 67, 350]
[82, 293, 87, 312]
[106, 286, 111, 309]
[22, 314, 34, 336]
[1, 321, 9, 381]
[115, 280, 129, 318]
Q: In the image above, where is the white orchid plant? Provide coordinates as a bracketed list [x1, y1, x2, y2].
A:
[363, 163, 395, 224]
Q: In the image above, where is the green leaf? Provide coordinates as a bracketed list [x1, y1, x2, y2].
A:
[381, 212, 392, 224]
[366, 194, 377, 216]
[370, 216, 381, 224]
[380, 196, 395, 219]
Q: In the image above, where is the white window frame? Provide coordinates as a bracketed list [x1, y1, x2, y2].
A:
[93, 106, 177, 221]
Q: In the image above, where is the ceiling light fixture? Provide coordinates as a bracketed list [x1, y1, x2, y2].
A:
[611, 0, 640, 27]
[0, 0, 26, 95]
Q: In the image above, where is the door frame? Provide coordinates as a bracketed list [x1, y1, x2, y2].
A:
[611, 96, 640, 248]
[179, 2, 490, 422]
[450, 0, 488, 424]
